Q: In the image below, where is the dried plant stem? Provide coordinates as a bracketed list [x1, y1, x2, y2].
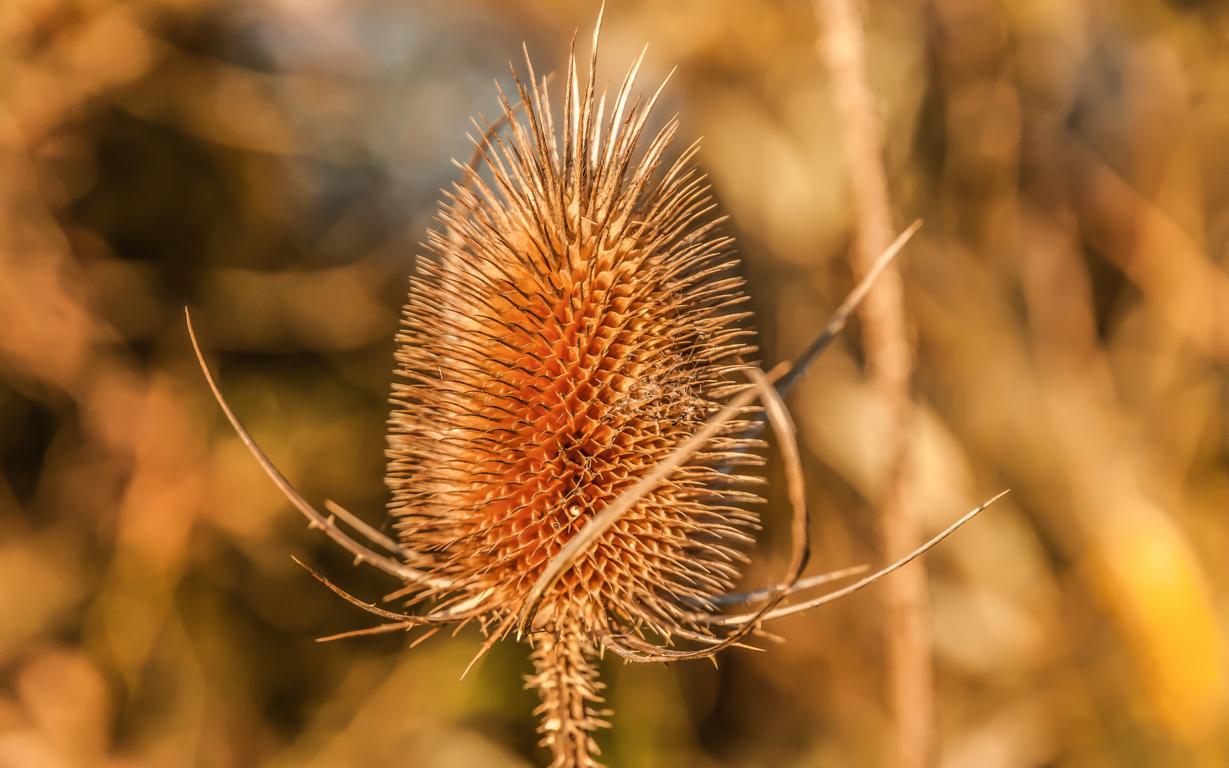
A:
[528, 628, 608, 768]
[814, 1, 930, 766]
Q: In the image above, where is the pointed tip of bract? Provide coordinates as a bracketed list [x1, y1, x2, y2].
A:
[593, 1, 606, 53]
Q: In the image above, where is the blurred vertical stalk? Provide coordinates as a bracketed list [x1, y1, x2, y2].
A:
[813, 1, 930, 766]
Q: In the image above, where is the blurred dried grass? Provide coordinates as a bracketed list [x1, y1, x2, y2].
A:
[1, 0, 1227, 766]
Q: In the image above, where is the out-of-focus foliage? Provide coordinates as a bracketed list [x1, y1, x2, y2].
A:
[1, 0, 1226, 765]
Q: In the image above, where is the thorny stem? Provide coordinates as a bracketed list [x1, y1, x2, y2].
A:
[528, 627, 609, 768]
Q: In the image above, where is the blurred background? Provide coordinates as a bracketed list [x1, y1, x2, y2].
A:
[2, 0, 1228, 765]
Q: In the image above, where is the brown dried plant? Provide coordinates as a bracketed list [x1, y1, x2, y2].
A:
[186, 11, 1005, 768]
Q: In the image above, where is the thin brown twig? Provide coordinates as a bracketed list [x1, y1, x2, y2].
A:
[814, 0, 929, 764]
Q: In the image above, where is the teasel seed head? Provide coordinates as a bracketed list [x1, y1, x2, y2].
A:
[385, 18, 761, 766]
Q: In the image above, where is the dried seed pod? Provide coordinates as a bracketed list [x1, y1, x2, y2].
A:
[386, 21, 762, 766]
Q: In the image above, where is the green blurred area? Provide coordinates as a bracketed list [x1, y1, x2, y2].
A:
[2, 0, 1228, 765]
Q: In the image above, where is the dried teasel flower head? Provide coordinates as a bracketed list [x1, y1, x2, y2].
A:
[387, 17, 762, 763]
[186, 10, 1004, 768]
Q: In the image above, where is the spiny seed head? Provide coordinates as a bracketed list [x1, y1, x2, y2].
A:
[386, 35, 761, 650]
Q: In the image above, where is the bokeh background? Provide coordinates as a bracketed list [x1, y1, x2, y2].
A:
[3, 0, 1228, 765]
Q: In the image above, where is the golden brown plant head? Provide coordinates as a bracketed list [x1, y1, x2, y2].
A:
[386, 27, 763, 648]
